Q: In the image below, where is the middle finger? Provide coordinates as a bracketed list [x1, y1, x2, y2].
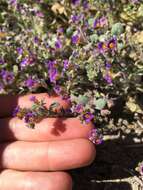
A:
[0, 139, 96, 171]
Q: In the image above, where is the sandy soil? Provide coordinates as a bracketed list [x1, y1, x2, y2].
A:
[71, 114, 143, 190]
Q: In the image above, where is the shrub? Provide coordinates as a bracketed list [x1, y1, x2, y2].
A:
[0, 0, 143, 131]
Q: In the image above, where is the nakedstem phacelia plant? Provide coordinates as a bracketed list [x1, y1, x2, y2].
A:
[13, 95, 75, 129]
[0, 0, 143, 144]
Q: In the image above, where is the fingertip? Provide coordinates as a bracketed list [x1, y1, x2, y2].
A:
[78, 139, 96, 167]
[49, 138, 96, 170]
[56, 172, 73, 190]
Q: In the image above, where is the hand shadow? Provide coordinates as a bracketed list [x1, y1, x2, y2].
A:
[51, 117, 67, 136]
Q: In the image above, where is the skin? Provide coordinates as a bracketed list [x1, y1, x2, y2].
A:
[0, 93, 96, 190]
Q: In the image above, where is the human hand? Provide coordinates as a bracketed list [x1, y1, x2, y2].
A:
[0, 93, 96, 190]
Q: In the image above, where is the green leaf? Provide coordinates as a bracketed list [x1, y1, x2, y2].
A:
[32, 104, 38, 110]
[85, 64, 97, 81]
[99, 34, 107, 41]
[49, 102, 60, 109]
[111, 23, 124, 35]
[78, 95, 89, 105]
[90, 34, 98, 43]
[94, 98, 107, 110]
[88, 18, 94, 27]
[48, 35, 57, 48]
[117, 42, 125, 50]
[13, 65, 18, 75]
[66, 27, 73, 37]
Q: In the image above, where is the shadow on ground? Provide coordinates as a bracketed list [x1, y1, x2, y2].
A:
[71, 94, 143, 190]
[70, 127, 143, 190]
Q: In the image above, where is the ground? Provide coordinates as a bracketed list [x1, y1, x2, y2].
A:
[71, 101, 143, 190]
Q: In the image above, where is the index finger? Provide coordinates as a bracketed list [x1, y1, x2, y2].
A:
[0, 93, 71, 117]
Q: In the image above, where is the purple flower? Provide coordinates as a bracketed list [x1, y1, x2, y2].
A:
[71, 15, 80, 23]
[63, 59, 69, 70]
[29, 96, 36, 102]
[12, 106, 20, 117]
[99, 16, 108, 27]
[57, 27, 64, 34]
[97, 42, 108, 53]
[35, 11, 44, 18]
[104, 73, 112, 84]
[20, 56, 36, 69]
[34, 36, 39, 44]
[0, 58, 5, 65]
[25, 77, 37, 88]
[105, 62, 112, 70]
[24, 111, 35, 123]
[71, 34, 80, 44]
[82, 112, 94, 123]
[8, 0, 17, 6]
[48, 67, 58, 83]
[74, 104, 83, 113]
[17, 47, 23, 55]
[82, 0, 89, 9]
[20, 57, 29, 68]
[71, 0, 80, 5]
[0, 70, 14, 84]
[46, 60, 58, 82]
[93, 19, 100, 29]
[46, 60, 56, 69]
[88, 129, 103, 145]
[107, 37, 117, 51]
[53, 85, 62, 95]
[94, 17, 107, 29]
[55, 39, 62, 49]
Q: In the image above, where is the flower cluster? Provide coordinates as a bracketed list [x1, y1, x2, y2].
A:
[13, 96, 75, 128]
[12, 96, 47, 128]
[0, 0, 142, 136]
[88, 128, 103, 145]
